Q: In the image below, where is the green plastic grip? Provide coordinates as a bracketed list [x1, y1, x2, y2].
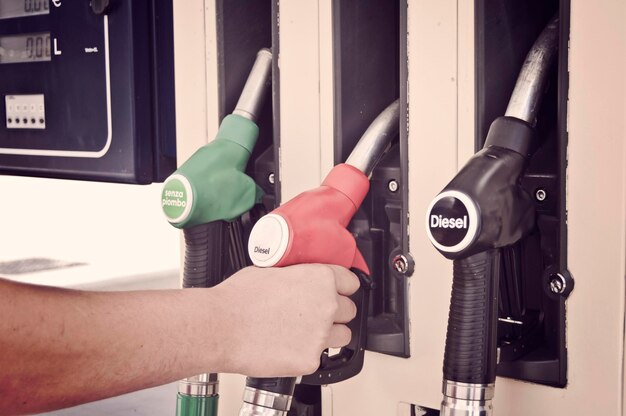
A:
[162, 114, 263, 228]
[176, 393, 218, 416]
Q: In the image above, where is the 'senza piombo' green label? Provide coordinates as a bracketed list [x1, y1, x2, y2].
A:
[162, 174, 193, 224]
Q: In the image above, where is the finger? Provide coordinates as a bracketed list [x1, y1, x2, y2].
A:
[327, 265, 360, 296]
[327, 324, 352, 348]
[334, 295, 357, 323]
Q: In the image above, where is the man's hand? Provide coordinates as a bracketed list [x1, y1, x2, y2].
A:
[211, 264, 360, 377]
[0, 264, 359, 415]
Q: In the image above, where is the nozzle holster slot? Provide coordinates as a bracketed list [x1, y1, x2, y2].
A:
[333, 0, 411, 360]
[476, 0, 571, 388]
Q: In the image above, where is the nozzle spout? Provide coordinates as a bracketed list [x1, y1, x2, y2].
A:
[345, 99, 400, 176]
[505, 15, 559, 125]
[233, 48, 273, 122]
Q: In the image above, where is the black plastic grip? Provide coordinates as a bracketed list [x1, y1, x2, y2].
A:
[182, 221, 229, 289]
[245, 376, 296, 396]
[301, 271, 372, 385]
[443, 249, 501, 384]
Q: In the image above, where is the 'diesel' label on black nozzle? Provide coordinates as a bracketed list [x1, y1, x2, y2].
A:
[425, 191, 479, 253]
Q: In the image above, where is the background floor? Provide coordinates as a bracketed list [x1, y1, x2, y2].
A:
[43, 383, 178, 416]
[0, 176, 180, 288]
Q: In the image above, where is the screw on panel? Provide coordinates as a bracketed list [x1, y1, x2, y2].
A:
[549, 273, 567, 295]
[268, 173, 275, 185]
[535, 188, 547, 202]
[388, 180, 399, 193]
[392, 254, 409, 274]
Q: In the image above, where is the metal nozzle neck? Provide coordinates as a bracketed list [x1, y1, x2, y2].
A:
[233, 48, 273, 122]
[505, 15, 559, 125]
[345, 99, 400, 176]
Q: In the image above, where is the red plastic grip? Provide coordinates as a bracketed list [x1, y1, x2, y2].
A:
[272, 163, 370, 274]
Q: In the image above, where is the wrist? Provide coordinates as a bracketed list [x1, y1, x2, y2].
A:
[178, 286, 239, 375]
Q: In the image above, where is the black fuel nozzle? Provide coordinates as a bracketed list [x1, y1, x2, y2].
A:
[425, 15, 559, 416]
[426, 116, 537, 261]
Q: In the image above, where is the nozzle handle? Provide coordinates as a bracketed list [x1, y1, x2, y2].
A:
[301, 270, 372, 385]
[240, 272, 372, 415]
[443, 249, 501, 385]
[182, 221, 230, 289]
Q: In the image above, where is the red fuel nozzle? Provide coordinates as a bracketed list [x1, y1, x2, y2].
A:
[241, 100, 399, 416]
[247, 100, 399, 274]
[248, 163, 370, 274]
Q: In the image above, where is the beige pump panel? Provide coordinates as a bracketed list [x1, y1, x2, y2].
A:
[173, 0, 626, 414]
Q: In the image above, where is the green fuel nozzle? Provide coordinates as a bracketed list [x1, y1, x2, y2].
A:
[161, 115, 261, 228]
[163, 48, 272, 416]
[162, 48, 272, 229]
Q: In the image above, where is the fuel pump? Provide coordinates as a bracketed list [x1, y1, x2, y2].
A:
[238, 100, 400, 416]
[424, 16, 559, 416]
[161, 49, 272, 416]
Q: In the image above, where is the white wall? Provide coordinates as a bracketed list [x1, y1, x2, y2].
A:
[0, 175, 180, 287]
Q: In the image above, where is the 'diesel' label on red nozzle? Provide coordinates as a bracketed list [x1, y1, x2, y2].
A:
[247, 213, 290, 267]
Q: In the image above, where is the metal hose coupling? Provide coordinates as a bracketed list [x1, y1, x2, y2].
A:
[238, 386, 293, 416]
[176, 373, 219, 416]
[178, 373, 219, 397]
[441, 381, 494, 416]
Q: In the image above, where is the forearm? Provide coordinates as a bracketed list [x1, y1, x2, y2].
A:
[0, 264, 360, 415]
[0, 278, 228, 415]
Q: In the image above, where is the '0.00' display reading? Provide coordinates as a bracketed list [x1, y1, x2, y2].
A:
[0, 0, 50, 20]
[0, 33, 51, 64]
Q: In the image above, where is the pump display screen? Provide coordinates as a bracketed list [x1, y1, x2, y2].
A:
[0, 0, 178, 183]
[0, 33, 51, 64]
[0, 0, 49, 20]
